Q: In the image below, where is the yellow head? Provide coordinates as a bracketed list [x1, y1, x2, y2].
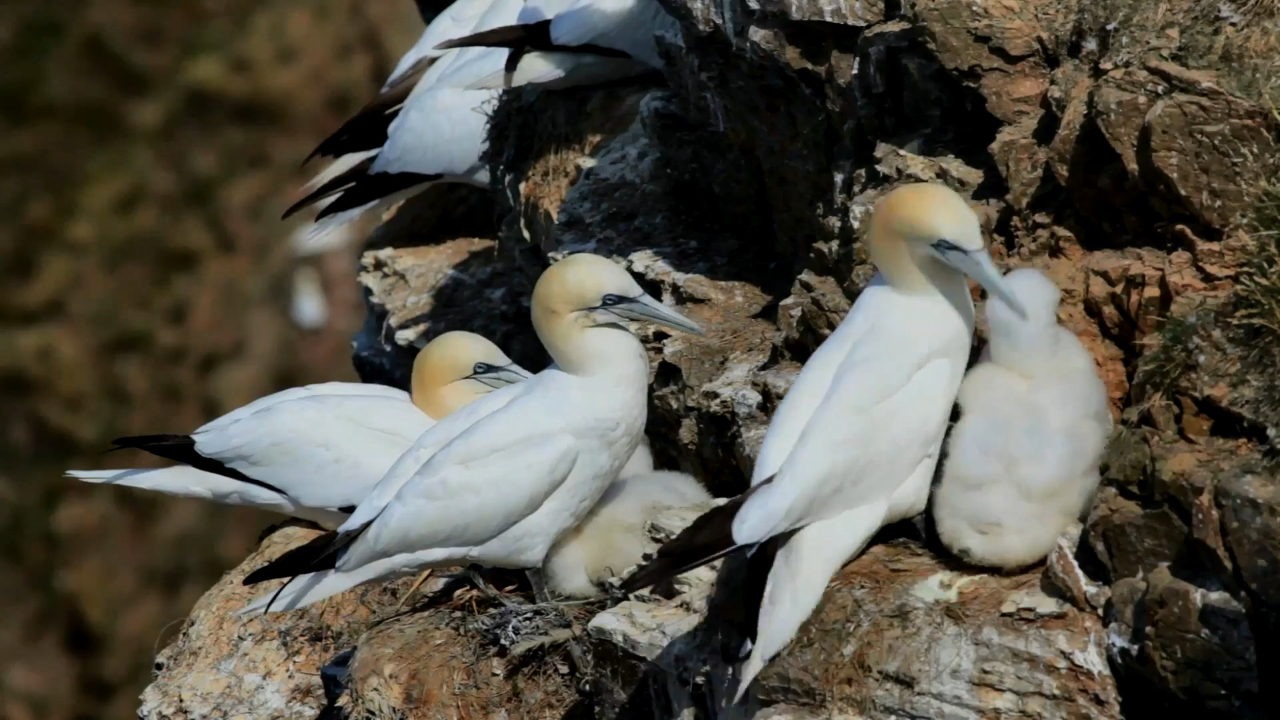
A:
[868, 183, 1027, 317]
[410, 331, 530, 419]
[530, 254, 703, 375]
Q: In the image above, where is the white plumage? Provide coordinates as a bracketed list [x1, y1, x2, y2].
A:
[933, 267, 1112, 569]
[240, 253, 703, 613]
[544, 437, 711, 598]
[619, 183, 1030, 702]
[436, 0, 677, 90]
[290, 0, 522, 246]
[66, 331, 528, 529]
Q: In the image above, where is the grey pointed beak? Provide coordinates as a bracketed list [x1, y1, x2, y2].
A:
[469, 363, 531, 389]
[614, 295, 704, 336]
[942, 250, 1028, 320]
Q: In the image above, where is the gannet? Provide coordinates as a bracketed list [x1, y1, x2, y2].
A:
[301, 0, 501, 166]
[286, 0, 522, 244]
[544, 437, 710, 598]
[433, 0, 676, 90]
[619, 183, 1028, 701]
[239, 253, 703, 613]
[933, 268, 1112, 569]
[65, 331, 529, 528]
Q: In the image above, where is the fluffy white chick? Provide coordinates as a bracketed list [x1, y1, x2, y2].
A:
[543, 442, 711, 598]
[933, 267, 1113, 569]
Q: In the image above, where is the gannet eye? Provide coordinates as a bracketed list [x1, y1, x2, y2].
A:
[599, 294, 625, 307]
[473, 362, 494, 375]
[931, 239, 966, 255]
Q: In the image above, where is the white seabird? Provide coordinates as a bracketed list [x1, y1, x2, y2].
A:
[933, 267, 1112, 569]
[299, 0, 502, 170]
[433, 0, 677, 90]
[544, 436, 711, 598]
[239, 253, 703, 613]
[286, 0, 522, 244]
[619, 182, 1029, 702]
[65, 331, 529, 528]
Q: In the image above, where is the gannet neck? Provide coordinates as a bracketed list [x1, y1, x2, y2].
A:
[867, 230, 937, 295]
[414, 379, 490, 420]
[533, 312, 650, 378]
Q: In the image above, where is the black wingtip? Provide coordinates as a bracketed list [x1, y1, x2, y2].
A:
[619, 478, 775, 593]
[108, 433, 288, 496]
[434, 21, 633, 61]
[243, 530, 342, 585]
[435, 23, 538, 52]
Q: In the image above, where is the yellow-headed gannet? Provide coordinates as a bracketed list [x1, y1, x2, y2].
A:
[285, 0, 523, 245]
[66, 331, 528, 529]
[239, 253, 703, 613]
[933, 268, 1112, 569]
[433, 0, 676, 90]
[544, 435, 711, 598]
[619, 182, 1029, 702]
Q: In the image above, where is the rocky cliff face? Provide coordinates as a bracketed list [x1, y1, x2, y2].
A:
[143, 0, 1279, 717]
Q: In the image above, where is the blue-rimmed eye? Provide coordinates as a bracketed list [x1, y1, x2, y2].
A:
[600, 294, 625, 307]
[473, 362, 493, 375]
[932, 239, 964, 254]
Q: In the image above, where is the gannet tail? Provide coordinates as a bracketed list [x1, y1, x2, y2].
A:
[65, 467, 348, 528]
[238, 554, 426, 615]
[732, 506, 886, 704]
[241, 529, 352, 585]
[301, 71, 418, 165]
[435, 21, 632, 75]
[618, 478, 775, 593]
[107, 434, 285, 495]
[66, 466, 278, 505]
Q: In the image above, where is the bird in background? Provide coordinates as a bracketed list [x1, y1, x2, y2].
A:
[434, 0, 677, 90]
[65, 331, 529, 529]
[238, 253, 704, 614]
[544, 434, 712, 598]
[933, 267, 1112, 570]
[618, 182, 1029, 703]
[285, 0, 524, 247]
[299, 0, 502, 173]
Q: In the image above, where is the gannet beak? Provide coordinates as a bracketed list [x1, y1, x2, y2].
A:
[468, 363, 531, 389]
[614, 295, 705, 336]
[939, 249, 1029, 320]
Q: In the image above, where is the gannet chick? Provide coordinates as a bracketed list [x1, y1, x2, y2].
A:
[239, 253, 704, 613]
[619, 182, 1029, 701]
[544, 441, 710, 598]
[434, 0, 676, 90]
[65, 331, 529, 528]
[933, 268, 1111, 569]
[286, 0, 522, 243]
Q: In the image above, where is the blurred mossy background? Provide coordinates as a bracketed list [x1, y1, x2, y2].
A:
[0, 2, 422, 718]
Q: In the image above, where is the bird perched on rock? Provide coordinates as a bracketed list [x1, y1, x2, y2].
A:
[239, 253, 704, 613]
[300, 0, 503, 171]
[286, 0, 523, 245]
[619, 182, 1028, 702]
[933, 267, 1112, 570]
[66, 331, 528, 528]
[434, 0, 676, 90]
